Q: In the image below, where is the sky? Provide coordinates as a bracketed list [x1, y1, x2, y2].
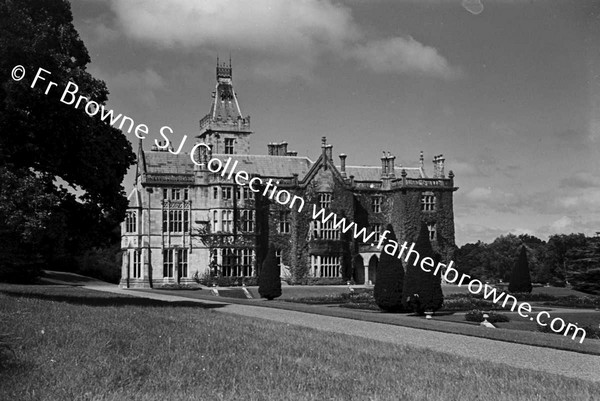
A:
[70, 0, 600, 245]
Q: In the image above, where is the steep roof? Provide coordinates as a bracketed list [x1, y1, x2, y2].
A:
[144, 152, 193, 175]
[218, 154, 313, 177]
[143, 150, 426, 182]
[143, 151, 313, 178]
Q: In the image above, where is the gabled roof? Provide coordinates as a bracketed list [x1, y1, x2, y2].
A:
[127, 187, 142, 208]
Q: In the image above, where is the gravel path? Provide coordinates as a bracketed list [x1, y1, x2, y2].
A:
[86, 285, 600, 383]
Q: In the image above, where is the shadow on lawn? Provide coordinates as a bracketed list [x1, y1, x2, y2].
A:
[0, 290, 228, 309]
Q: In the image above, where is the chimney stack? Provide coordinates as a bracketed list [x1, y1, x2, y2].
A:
[339, 154, 347, 177]
[325, 144, 333, 160]
[387, 153, 396, 178]
[381, 152, 388, 177]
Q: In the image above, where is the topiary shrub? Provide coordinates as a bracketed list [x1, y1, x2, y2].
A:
[402, 222, 444, 314]
[258, 245, 282, 300]
[465, 309, 510, 323]
[508, 245, 532, 293]
[374, 225, 404, 312]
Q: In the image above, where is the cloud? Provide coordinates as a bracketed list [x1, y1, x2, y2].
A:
[102, 0, 458, 81]
[465, 186, 493, 202]
[89, 21, 119, 44]
[489, 121, 517, 138]
[536, 216, 600, 239]
[108, 69, 166, 108]
[350, 37, 461, 79]
[559, 171, 600, 189]
[555, 189, 600, 211]
[457, 186, 527, 214]
[110, 0, 357, 55]
[450, 160, 484, 177]
[454, 222, 516, 245]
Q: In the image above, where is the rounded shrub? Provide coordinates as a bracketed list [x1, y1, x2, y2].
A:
[465, 309, 510, 323]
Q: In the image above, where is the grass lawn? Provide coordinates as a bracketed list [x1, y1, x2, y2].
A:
[2, 284, 600, 401]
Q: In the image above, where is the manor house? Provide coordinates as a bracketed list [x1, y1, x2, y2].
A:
[120, 61, 457, 288]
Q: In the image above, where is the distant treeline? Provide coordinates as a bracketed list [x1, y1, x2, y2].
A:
[455, 233, 600, 294]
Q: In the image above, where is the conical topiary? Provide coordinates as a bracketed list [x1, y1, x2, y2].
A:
[508, 245, 532, 293]
[402, 222, 444, 314]
[374, 225, 404, 312]
[258, 245, 282, 300]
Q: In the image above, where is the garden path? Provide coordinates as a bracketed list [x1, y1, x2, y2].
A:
[85, 284, 600, 383]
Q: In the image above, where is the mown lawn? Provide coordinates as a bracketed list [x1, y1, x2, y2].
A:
[1, 284, 599, 401]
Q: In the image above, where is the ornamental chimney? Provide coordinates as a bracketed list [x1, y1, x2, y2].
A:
[339, 154, 347, 177]
[387, 153, 396, 178]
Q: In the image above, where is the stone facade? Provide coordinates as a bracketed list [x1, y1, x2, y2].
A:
[120, 61, 458, 288]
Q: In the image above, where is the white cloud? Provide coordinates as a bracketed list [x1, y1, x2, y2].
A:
[103, 0, 458, 81]
[110, 0, 357, 55]
[535, 216, 600, 239]
[465, 186, 493, 201]
[350, 37, 461, 79]
[549, 216, 573, 231]
[556, 189, 600, 211]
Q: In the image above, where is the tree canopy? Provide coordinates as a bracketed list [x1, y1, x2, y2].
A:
[455, 233, 600, 292]
[0, 0, 135, 275]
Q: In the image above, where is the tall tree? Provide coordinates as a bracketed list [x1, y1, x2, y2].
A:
[508, 246, 533, 293]
[0, 0, 135, 276]
[403, 223, 444, 314]
[258, 245, 282, 300]
[374, 225, 404, 312]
